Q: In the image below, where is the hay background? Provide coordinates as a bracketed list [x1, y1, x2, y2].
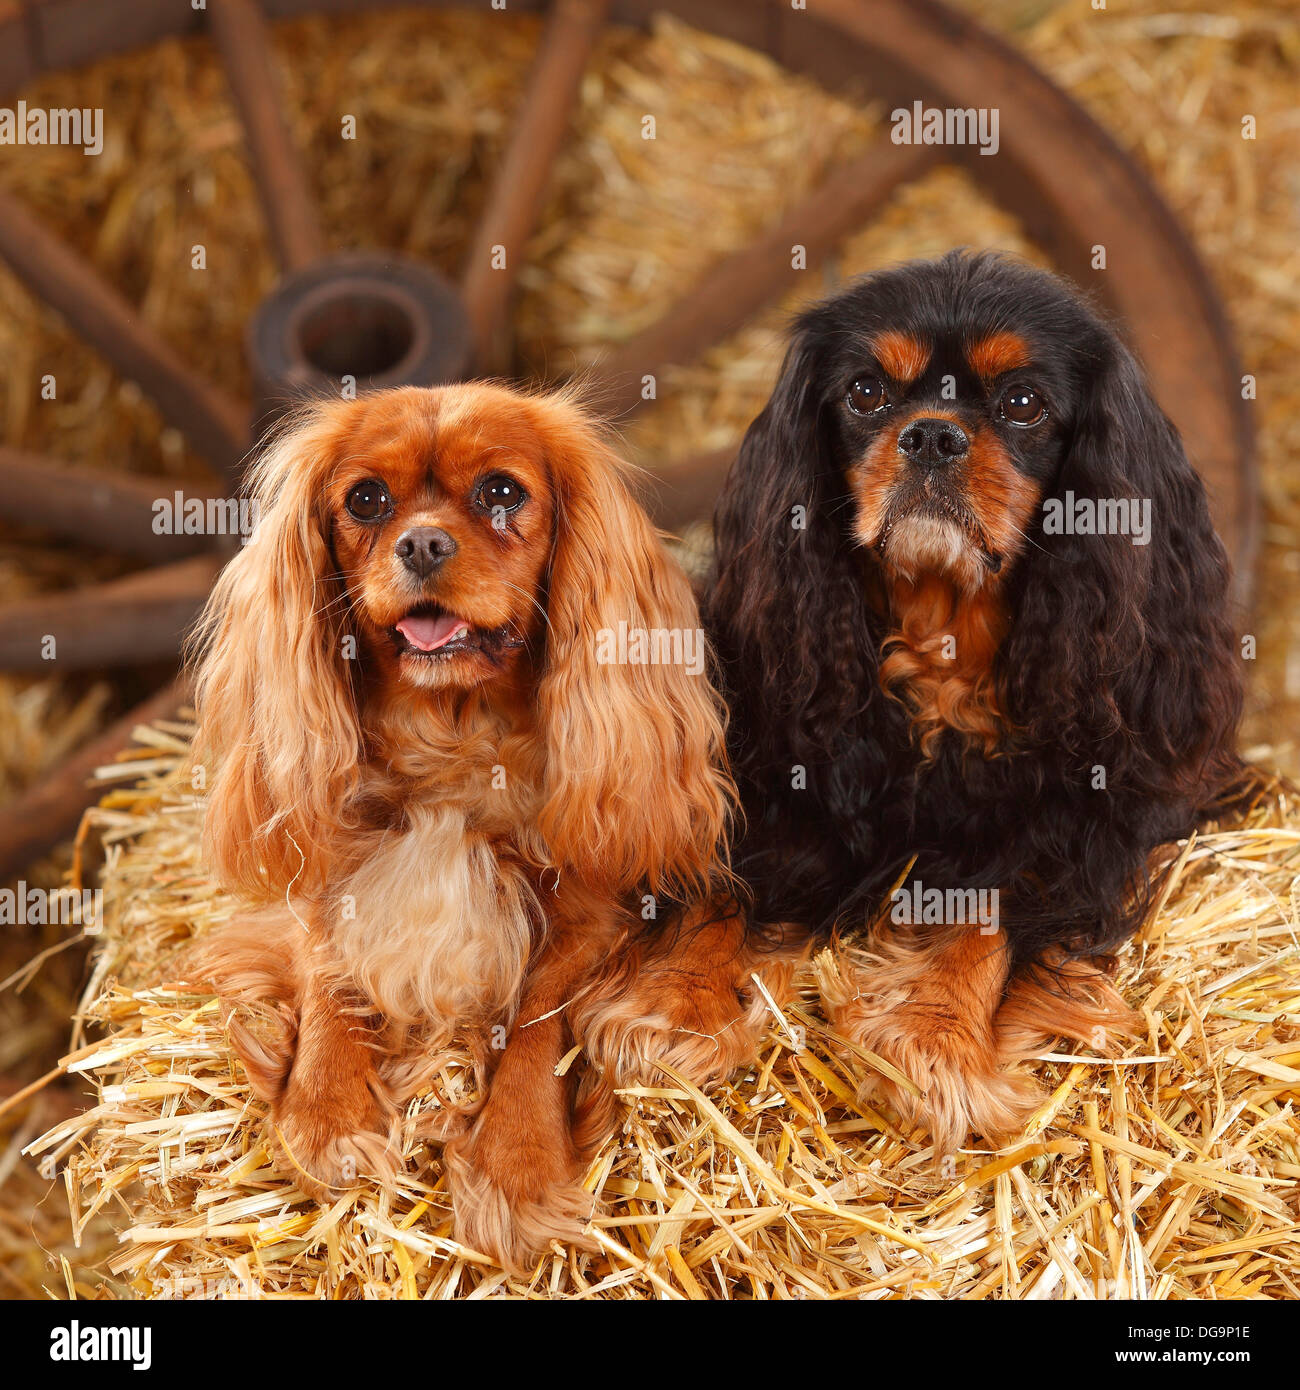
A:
[0, 1, 1297, 1298]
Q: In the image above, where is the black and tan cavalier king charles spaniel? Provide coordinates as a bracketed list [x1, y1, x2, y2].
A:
[706, 251, 1246, 1148]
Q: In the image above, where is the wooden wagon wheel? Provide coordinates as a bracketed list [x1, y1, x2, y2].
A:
[0, 0, 1256, 878]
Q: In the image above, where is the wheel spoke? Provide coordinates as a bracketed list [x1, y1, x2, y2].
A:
[461, 0, 611, 371]
[209, 0, 326, 273]
[588, 141, 940, 418]
[0, 189, 250, 478]
[0, 449, 222, 560]
[0, 674, 191, 881]
[0, 555, 222, 672]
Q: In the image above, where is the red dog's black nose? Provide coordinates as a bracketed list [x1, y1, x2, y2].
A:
[395, 526, 457, 578]
[898, 417, 969, 467]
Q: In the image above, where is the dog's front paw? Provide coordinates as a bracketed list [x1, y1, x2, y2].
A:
[268, 1089, 400, 1199]
[575, 921, 802, 1091]
[443, 1111, 595, 1274]
[579, 969, 768, 1091]
[818, 941, 1036, 1151]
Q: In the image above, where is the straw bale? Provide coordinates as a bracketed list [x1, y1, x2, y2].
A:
[20, 723, 1300, 1300]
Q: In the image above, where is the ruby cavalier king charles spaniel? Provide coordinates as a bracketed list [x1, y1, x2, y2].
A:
[186, 384, 785, 1270]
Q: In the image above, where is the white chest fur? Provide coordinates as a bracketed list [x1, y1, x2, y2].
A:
[330, 803, 538, 1031]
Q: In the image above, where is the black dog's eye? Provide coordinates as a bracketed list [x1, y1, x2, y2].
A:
[474, 475, 527, 513]
[345, 479, 392, 521]
[846, 377, 890, 416]
[999, 385, 1047, 427]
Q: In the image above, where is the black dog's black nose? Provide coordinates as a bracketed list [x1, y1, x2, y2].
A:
[898, 417, 969, 467]
[394, 526, 457, 578]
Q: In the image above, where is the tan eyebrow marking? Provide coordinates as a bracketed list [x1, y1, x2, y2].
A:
[966, 331, 1031, 381]
[869, 331, 931, 386]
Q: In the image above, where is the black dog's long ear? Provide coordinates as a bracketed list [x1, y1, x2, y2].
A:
[709, 333, 878, 773]
[1003, 335, 1241, 795]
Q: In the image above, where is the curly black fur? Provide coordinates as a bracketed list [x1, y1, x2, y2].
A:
[707, 251, 1244, 969]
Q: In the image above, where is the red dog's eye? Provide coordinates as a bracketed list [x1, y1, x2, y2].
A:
[1000, 385, 1047, 427]
[474, 475, 527, 513]
[846, 377, 890, 416]
[345, 479, 392, 521]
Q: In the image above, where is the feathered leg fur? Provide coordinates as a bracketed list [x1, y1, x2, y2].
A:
[183, 914, 400, 1196]
[572, 903, 804, 1106]
[820, 929, 1141, 1150]
[442, 901, 619, 1273]
[820, 927, 1028, 1151]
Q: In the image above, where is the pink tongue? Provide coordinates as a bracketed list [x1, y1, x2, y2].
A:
[396, 612, 469, 652]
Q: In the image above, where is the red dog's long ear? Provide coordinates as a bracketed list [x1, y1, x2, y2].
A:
[530, 396, 733, 900]
[190, 403, 363, 901]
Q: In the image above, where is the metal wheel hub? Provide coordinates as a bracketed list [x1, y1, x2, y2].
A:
[248, 252, 474, 432]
